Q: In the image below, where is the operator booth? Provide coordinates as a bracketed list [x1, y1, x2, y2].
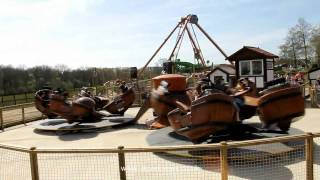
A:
[207, 64, 236, 86]
[308, 67, 320, 86]
[227, 46, 278, 88]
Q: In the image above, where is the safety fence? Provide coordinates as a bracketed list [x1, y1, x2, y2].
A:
[0, 103, 43, 130]
[0, 93, 35, 107]
[0, 133, 320, 179]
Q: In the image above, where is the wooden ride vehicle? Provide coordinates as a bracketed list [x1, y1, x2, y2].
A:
[166, 77, 305, 142]
[168, 92, 238, 141]
[34, 82, 135, 122]
[103, 86, 135, 115]
[77, 82, 135, 115]
[34, 88, 59, 118]
[257, 84, 305, 131]
[78, 87, 110, 110]
[48, 95, 101, 123]
[146, 74, 192, 129]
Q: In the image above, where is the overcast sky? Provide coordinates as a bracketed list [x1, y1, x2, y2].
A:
[0, 0, 319, 69]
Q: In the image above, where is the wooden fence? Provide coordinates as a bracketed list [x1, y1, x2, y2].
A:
[0, 132, 319, 179]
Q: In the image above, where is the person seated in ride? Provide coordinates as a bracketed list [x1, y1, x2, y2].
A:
[119, 81, 129, 93]
[80, 87, 91, 97]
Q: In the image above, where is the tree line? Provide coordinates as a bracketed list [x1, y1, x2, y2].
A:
[0, 65, 161, 96]
[279, 18, 320, 70]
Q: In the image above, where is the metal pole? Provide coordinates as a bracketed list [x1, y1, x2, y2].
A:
[29, 147, 39, 180]
[220, 141, 228, 180]
[13, 95, 16, 105]
[0, 108, 3, 131]
[185, 26, 206, 66]
[195, 23, 229, 61]
[22, 105, 26, 125]
[306, 133, 314, 180]
[167, 19, 189, 61]
[118, 146, 127, 180]
[138, 23, 180, 77]
[25, 93, 28, 103]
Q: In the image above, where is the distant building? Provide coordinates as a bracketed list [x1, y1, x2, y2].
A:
[207, 64, 236, 86]
[227, 46, 278, 88]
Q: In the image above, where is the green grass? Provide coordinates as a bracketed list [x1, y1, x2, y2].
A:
[0, 85, 117, 107]
[0, 93, 34, 107]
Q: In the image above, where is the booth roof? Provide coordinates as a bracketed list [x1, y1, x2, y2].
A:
[227, 46, 278, 61]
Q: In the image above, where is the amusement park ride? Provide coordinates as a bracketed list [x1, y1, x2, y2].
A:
[34, 15, 305, 148]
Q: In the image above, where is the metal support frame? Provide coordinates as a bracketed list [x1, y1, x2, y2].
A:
[195, 23, 229, 61]
[185, 25, 206, 66]
[139, 23, 180, 77]
[138, 14, 229, 77]
[168, 18, 190, 61]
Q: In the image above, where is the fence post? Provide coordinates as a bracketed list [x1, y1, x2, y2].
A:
[220, 141, 228, 180]
[306, 133, 314, 180]
[22, 105, 26, 125]
[25, 93, 29, 103]
[0, 108, 3, 131]
[118, 146, 127, 180]
[13, 95, 16, 105]
[29, 147, 39, 180]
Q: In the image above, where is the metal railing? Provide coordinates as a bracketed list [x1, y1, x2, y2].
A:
[1, 133, 320, 179]
[0, 93, 35, 107]
[0, 103, 43, 131]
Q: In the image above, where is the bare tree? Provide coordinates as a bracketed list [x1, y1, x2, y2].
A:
[279, 18, 314, 69]
[311, 25, 320, 65]
[295, 18, 313, 67]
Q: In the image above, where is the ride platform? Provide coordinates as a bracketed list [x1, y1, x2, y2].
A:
[33, 114, 135, 131]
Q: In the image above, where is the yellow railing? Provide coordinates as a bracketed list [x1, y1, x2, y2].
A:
[0, 102, 43, 131]
[0, 133, 319, 179]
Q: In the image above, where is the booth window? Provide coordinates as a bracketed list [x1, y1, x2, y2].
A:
[240, 60, 264, 76]
[240, 61, 250, 75]
[252, 60, 263, 75]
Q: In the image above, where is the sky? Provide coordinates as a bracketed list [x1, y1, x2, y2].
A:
[0, 0, 319, 69]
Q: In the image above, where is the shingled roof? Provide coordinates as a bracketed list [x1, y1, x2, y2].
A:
[207, 64, 236, 76]
[227, 46, 278, 61]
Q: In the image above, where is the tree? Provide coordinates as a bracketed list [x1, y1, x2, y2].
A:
[295, 18, 314, 67]
[279, 18, 314, 69]
[311, 25, 320, 65]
